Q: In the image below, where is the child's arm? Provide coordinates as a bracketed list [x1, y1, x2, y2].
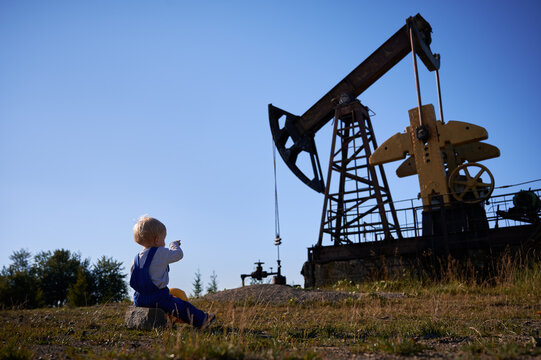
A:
[164, 241, 184, 263]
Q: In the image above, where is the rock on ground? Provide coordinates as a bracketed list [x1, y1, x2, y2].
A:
[125, 306, 168, 330]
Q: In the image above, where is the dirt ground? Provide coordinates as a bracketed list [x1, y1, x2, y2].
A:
[202, 283, 405, 304]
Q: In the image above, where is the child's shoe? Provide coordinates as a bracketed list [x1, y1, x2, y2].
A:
[199, 313, 216, 330]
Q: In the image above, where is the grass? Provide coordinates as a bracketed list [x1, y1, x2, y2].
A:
[0, 260, 539, 359]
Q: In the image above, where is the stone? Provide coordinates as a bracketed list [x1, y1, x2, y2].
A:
[125, 306, 168, 330]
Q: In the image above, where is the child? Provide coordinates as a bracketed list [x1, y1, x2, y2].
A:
[129, 216, 215, 329]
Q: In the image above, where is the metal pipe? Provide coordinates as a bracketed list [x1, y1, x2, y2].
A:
[435, 54, 445, 124]
[409, 23, 424, 127]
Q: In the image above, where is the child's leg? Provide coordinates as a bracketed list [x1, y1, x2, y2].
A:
[167, 289, 190, 324]
[159, 295, 207, 328]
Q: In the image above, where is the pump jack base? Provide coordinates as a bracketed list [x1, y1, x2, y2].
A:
[302, 223, 539, 288]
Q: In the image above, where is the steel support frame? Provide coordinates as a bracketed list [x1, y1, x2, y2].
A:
[317, 100, 402, 246]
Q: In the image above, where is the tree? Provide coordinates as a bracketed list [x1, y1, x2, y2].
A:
[92, 256, 127, 303]
[8, 249, 32, 273]
[192, 269, 203, 298]
[206, 270, 218, 294]
[0, 249, 42, 309]
[0, 248, 129, 309]
[67, 267, 91, 307]
[33, 249, 86, 306]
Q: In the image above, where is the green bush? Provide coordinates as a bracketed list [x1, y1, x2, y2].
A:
[0, 248, 127, 309]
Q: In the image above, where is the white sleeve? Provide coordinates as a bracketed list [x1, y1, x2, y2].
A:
[164, 241, 184, 263]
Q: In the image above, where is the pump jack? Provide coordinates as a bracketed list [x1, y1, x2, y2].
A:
[269, 14, 540, 287]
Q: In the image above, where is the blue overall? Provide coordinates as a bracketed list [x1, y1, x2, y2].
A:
[130, 247, 207, 327]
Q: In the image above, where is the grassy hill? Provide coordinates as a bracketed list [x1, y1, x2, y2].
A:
[1, 266, 540, 359]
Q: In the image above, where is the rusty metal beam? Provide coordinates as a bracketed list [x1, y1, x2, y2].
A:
[299, 13, 438, 135]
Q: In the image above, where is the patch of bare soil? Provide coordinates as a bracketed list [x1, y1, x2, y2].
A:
[202, 284, 404, 304]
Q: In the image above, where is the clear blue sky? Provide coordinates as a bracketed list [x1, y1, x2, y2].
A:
[1, 1, 540, 293]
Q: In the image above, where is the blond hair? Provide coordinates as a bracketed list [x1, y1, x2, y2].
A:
[133, 216, 167, 247]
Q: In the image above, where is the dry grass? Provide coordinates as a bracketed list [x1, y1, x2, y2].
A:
[0, 258, 539, 359]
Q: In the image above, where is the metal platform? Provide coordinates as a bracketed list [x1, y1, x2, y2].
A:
[302, 188, 541, 287]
